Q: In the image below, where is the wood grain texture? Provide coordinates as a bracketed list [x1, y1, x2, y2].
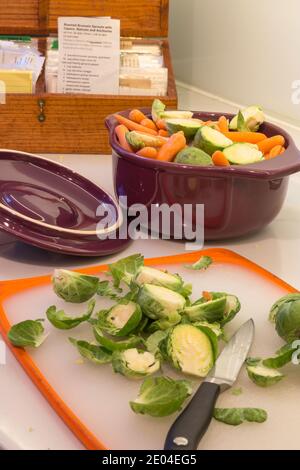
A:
[0, 0, 44, 35]
[48, 0, 168, 37]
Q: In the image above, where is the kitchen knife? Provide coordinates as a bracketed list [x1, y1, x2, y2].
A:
[164, 319, 255, 450]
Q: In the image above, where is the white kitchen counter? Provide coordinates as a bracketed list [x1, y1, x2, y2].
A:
[1, 85, 300, 450]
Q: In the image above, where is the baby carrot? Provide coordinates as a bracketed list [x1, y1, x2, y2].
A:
[140, 118, 158, 132]
[129, 109, 147, 124]
[266, 145, 284, 159]
[257, 135, 286, 154]
[218, 116, 229, 133]
[212, 151, 230, 167]
[156, 119, 167, 130]
[114, 114, 157, 136]
[222, 131, 267, 143]
[115, 125, 133, 152]
[158, 129, 170, 138]
[157, 131, 186, 162]
[136, 147, 158, 159]
[202, 291, 213, 301]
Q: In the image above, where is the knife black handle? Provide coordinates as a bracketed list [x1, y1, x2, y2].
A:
[164, 382, 220, 451]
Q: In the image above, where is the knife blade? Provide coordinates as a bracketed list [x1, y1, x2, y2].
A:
[164, 319, 255, 450]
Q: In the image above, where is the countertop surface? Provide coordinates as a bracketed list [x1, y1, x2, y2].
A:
[1, 85, 300, 450]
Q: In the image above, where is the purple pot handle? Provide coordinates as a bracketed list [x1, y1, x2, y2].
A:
[105, 110, 300, 180]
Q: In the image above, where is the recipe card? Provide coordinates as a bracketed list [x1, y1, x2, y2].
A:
[57, 17, 120, 94]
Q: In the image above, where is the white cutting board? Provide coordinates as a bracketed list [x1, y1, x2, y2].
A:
[3, 260, 300, 450]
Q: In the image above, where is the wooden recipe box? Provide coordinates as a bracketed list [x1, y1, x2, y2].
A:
[0, 0, 177, 154]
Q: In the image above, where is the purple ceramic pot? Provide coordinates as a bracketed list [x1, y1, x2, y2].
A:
[106, 110, 300, 240]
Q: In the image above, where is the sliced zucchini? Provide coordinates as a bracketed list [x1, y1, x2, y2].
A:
[193, 126, 233, 155]
[160, 110, 194, 120]
[223, 143, 263, 165]
[175, 147, 213, 166]
[165, 118, 203, 139]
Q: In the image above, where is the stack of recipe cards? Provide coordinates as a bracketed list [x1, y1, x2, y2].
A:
[57, 17, 120, 94]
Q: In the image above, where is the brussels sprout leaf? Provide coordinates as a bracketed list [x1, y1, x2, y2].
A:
[263, 343, 298, 369]
[46, 299, 95, 330]
[184, 256, 213, 271]
[145, 330, 169, 355]
[69, 338, 112, 364]
[130, 376, 192, 417]
[97, 280, 122, 301]
[52, 269, 99, 303]
[8, 319, 48, 348]
[109, 254, 144, 288]
[213, 408, 267, 426]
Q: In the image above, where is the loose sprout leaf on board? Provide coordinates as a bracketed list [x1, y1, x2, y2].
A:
[213, 408, 267, 426]
[46, 299, 95, 330]
[184, 255, 213, 271]
[231, 387, 243, 396]
[69, 338, 112, 365]
[8, 319, 48, 348]
[130, 376, 193, 417]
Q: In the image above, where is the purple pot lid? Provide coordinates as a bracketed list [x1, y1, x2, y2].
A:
[0, 150, 122, 237]
[0, 210, 131, 257]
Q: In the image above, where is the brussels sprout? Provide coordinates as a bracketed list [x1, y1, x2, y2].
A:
[46, 299, 95, 330]
[221, 293, 241, 325]
[246, 358, 284, 387]
[125, 131, 166, 151]
[8, 319, 48, 348]
[229, 105, 265, 132]
[112, 348, 160, 379]
[192, 321, 223, 338]
[274, 297, 300, 342]
[184, 296, 227, 323]
[134, 266, 191, 298]
[165, 324, 216, 377]
[97, 300, 142, 337]
[184, 255, 213, 271]
[193, 126, 233, 155]
[213, 408, 267, 426]
[69, 338, 112, 365]
[263, 343, 298, 369]
[145, 330, 169, 355]
[93, 325, 142, 352]
[108, 254, 144, 288]
[175, 147, 213, 166]
[151, 98, 166, 122]
[130, 376, 192, 417]
[52, 269, 99, 303]
[223, 143, 263, 165]
[269, 293, 300, 323]
[97, 280, 122, 301]
[137, 284, 185, 327]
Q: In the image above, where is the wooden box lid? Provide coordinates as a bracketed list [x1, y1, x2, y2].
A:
[0, 0, 169, 37]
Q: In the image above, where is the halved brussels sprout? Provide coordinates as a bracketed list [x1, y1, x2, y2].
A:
[93, 325, 142, 352]
[112, 348, 160, 379]
[137, 284, 186, 327]
[134, 266, 191, 298]
[52, 269, 99, 303]
[229, 105, 265, 132]
[97, 300, 142, 337]
[246, 358, 284, 387]
[164, 324, 216, 377]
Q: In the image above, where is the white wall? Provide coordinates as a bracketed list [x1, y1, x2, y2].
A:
[170, 0, 300, 125]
